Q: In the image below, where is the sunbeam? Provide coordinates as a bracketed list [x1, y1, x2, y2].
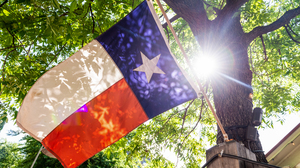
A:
[218, 73, 252, 89]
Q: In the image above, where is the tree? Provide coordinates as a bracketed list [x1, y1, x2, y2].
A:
[17, 135, 117, 168]
[161, 0, 300, 162]
[1, 0, 300, 166]
[0, 140, 23, 168]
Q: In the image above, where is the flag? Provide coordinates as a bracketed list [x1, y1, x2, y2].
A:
[16, 1, 198, 167]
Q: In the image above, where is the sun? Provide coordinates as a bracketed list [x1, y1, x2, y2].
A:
[192, 56, 218, 79]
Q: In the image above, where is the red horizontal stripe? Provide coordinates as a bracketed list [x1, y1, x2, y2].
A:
[42, 79, 148, 168]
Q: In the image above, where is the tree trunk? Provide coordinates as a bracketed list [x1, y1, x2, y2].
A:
[163, 0, 268, 162]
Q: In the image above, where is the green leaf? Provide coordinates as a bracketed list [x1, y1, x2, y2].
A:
[52, 0, 60, 9]
[0, 116, 7, 131]
[70, 0, 77, 12]
[2, 9, 10, 16]
[1, 0, 300, 167]
[79, 3, 89, 18]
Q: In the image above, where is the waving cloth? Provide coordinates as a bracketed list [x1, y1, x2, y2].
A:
[17, 1, 198, 167]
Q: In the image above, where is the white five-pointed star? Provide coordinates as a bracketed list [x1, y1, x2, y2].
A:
[134, 52, 165, 83]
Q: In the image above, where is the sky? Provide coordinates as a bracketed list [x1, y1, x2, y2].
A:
[259, 112, 300, 153]
[0, 118, 24, 143]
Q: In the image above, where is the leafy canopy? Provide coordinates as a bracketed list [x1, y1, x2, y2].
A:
[0, 0, 300, 167]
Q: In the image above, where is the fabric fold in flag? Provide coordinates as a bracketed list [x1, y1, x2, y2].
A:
[16, 0, 198, 167]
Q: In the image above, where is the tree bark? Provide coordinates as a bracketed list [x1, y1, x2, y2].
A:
[163, 0, 268, 162]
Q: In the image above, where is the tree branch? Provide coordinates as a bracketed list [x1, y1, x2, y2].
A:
[179, 99, 195, 139]
[0, 45, 24, 51]
[259, 35, 268, 61]
[226, 0, 249, 8]
[6, 27, 29, 53]
[147, 99, 196, 144]
[0, 0, 8, 8]
[163, 0, 209, 32]
[287, 24, 298, 36]
[177, 23, 187, 40]
[284, 24, 300, 43]
[89, 3, 95, 34]
[162, 15, 180, 29]
[46, 43, 67, 69]
[246, 6, 300, 45]
[181, 99, 205, 147]
[176, 98, 205, 167]
[159, 7, 171, 19]
[6, 28, 15, 46]
[250, 47, 261, 78]
[164, 26, 170, 42]
[147, 110, 181, 144]
[2, 49, 16, 82]
[96, 21, 103, 33]
[221, 0, 249, 17]
[27, 43, 34, 57]
[59, 11, 69, 17]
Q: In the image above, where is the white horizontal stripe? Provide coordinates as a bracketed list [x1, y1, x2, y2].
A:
[17, 40, 123, 141]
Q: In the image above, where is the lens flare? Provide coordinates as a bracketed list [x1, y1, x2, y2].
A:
[193, 56, 218, 78]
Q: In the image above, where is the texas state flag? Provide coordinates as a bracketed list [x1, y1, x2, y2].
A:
[17, 1, 198, 167]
